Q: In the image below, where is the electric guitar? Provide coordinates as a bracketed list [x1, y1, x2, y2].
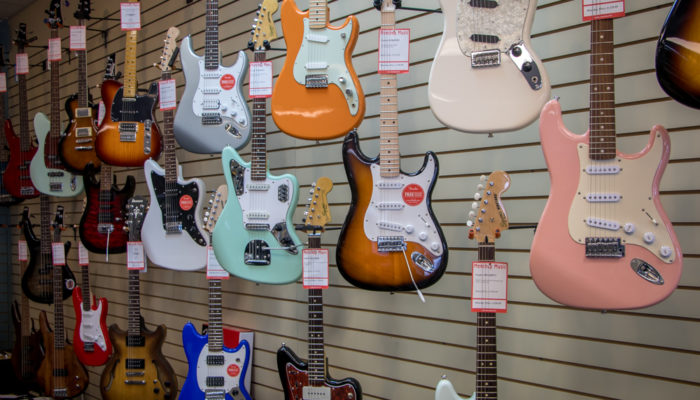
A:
[29, 0, 84, 197]
[58, 0, 101, 173]
[37, 205, 89, 399]
[181, 185, 252, 400]
[212, 1, 303, 285]
[428, 0, 550, 133]
[0, 53, 22, 206]
[278, 177, 363, 400]
[100, 196, 179, 400]
[174, 0, 251, 153]
[95, 0, 162, 167]
[530, 16, 683, 310]
[4, 23, 40, 199]
[143, 27, 208, 271]
[655, 0, 700, 109]
[271, 0, 365, 140]
[336, 0, 447, 291]
[435, 171, 510, 400]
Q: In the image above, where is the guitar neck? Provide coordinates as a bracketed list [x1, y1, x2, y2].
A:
[76, 20, 89, 108]
[207, 279, 224, 351]
[306, 234, 325, 386]
[123, 1, 138, 99]
[379, 7, 399, 178]
[49, 27, 61, 143]
[39, 195, 52, 272]
[250, 50, 268, 181]
[476, 242, 496, 400]
[128, 268, 141, 336]
[0, 96, 8, 160]
[588, 18, 616, 160]
[204, 0, 220, 69]
[81, 264, 91, 310]
[161, 70, 177, 183]
[98, 165, 113, 225]
[308, 0, 329, 29]
[17, 46, 31, 153]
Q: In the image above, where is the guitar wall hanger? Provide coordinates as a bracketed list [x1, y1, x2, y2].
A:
[372, 0, 442, 13]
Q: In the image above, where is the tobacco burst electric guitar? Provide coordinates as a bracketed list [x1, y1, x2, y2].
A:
[181, 185, 252, 400]
[174, 0, 251, 153]
[271, 0, 365, 140]
[428, 0, 550, 133]
[435, 171, 510, 400]
[655, 0, 700, 109]
[101, 196, 179, 400]
[143, 27, 208, 271]
[530, 16, 683, 310]
[29, 0, 84, 197]
[95, 0, 162, 166]
[336, 0, 447, 291]
[278, 177, 363, 400]
[212, 2, 303, 285]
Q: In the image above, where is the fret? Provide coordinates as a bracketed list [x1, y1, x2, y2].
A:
[306, 234, 325, 386]
[127, 268, 141, 336]
[588, 19, 616, 160]
[204, 0, 220, 69]
[250, 51, 268, 181]
[476, 242, 497, 400]
[81, 265, 91, 311]
[123, 0, 139, 99]
[378, 9, 400, 179]
[308, 0, 329, 29]
[208, 279, 223, 352]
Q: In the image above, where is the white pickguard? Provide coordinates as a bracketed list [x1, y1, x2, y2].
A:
[195, 344, 248, 393]
[192, 60, 249, 127]
[236, 167, 294, 231]
[435, 378, 473, 400]
[78, 302, 107, 351]
[292, 18, 359, 115]
[363, 157, 443, 256]
[456, 0, 530, 54]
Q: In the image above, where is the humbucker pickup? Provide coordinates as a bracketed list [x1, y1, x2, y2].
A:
[76, 127, 92, 137]
[125, 358, 145, 369]
[585, 237, 625, 258]
[126, 335, 145, 347]
[49, 182, 63, 192]
[97, 223, 114, 234]
[119, 122, 137, 142]
[54, 389, 68, 397]
[75, 107, 92, 118]
[206, 355, 225, 366]
[206, 376, 225, 387]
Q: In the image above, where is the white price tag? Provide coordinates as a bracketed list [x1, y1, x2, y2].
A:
[127, 241, 145, 270]
[97, 100, 106, 125]
[378, 29, 410, 74]
[120, 2, 141, 31]
[471, 261, 508, 313]
[52, 242, 66, 266]
[0, 73, 6, 93]
[48, 37, 61, 62]
[583, 0, 625, 21]
[206, 246, 229, 279]
[302, 249, 329, 289]
[70, 26, 87, 51]
[18, 240, 28, 261]
[249, 61, 273, 98]
[158, 79, 177, 110]
[78, 241, 89, 266]
[16, 53, 29, 75]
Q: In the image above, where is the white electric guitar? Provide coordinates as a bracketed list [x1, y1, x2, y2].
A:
[428, 0, 550, 133]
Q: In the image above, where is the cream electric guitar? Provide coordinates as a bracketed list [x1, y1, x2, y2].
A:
[428, 0, 550, 133]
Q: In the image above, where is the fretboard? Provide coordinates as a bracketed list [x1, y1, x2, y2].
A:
[123, 1, 139, 99]
[0, 96, 8, 162]
[76, 20, 89, 108]
[476, 242, 496, 400]
[39, 195, 52, 271]
[309, 0, 329, 29]
[589, 18, 616, 160]
[49, 27, 61, 147]
[250, 50, 267, 181]
[52, 222, 66, 352]
[19, 255, 32, 378]
[81, 264, 91, 311]
[127, 268, 141, 336]
[16, 45, 31, 153]
[161, 70, 177, 184]
[306, 234, 325, 386]
[207, 279, 223, 352]
[379, 8, 400, 178]
[98, 165, 113, 225]
[204, 0, 220, 69]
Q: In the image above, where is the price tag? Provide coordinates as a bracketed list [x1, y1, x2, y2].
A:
[18, 240, 28, 261]
[0, 73, 6, 92]
[378, 29, 410, 74]
[583, 0, 625, 21]
[206, 246, 229, 279]
[97, 100, 106, 125]
[52, 242, 66, 266]
[127, 241, 145, 270]
[158, 79, 177, 110]
[302, 249, 329, 289]
[70, 26, 86, 51]
[48, 38, 62, 62]
[16, 53, 29, 75]
[249, 61, 273, 98]
[471, 261, 508, 313]
[120, 2, 141, 30]
[78, 241, 89, 266]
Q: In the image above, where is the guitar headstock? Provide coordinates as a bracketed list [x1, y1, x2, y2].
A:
[204, 185, 228, 235]
[467, 171, 510, 243]
[74, 0, 91, 21]
[156, 27, 180, 73]
[249, 0, 278, 51]
[126, 196, 147, 242]
[375, 0, 399, 12]
[45, 0, 63, 29]
[14, 23, 30, 50]
[302, 177, 333, 231]
[52, 205, 65, 241]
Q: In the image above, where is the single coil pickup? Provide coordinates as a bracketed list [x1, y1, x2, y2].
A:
[49, 182, 64, 192]
[53, 389, 68, 397]
[75, 146, 94, 151]
[305, 74, 329, 88]
[471, 49, 501, 67]
[75, 107, 92, 118]
[586, 217, 620, 231]
[245, 211, 270, 220]
[247, 183, 270, 191]
[48, 171, 65, 178]
[377, 221, 403, 231]
[201, 88, 221, 95]
[119, 122, 137, 132]
[202, 100, 221, 110]
[206, 376, 225, 387]
[585, 193, 621, 203]
[126, 371, 145, 377]
[20, 187, 34, 196]
[306, 33, 329, 43]
[585, 164, 620, 175]
[469, 0, 498, 8]
[377, 181, 404, 189]
[202, 72, 221, 79]
[83, 342, 95, 352]
[470, 34, 499, 44]
[124, 380, 146, 385]
[75, 138, 93, 144]
[202, 113, 223, 125]
[585, 237, 625, 258]
[126, 335, 145, 347]
[206, 355, 225, 366]
[245, 223, 270, 231]
[53, 368, 68, 377]
[119, 133, 136, 142]
[305, 61, 329, 70]
[376, 202, 405, 210]
[75, 127, 92, 137]
[97, 223, 114, 234]
[165, 222, 183, 233]
[126, 358, 145, 369]
[377, 236, 406, 252]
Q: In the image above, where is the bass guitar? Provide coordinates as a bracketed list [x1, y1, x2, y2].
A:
[428, 0, 550, 133]
[336, 0, 447, 291]
[655, 0, 700, 109]
[95, 0, 161, 167]
[0, 54, 22, 206]
[101, 196, 179, 400]
[435, 171, 510, 400]
[3, 23, 40, 199]
[72, 252, 111, 366]
[278, 177, 363, 400]
[530, 15, 683, 310]
[181, 185, 251, 400]
[174, 0, 251, 153]
[271, 0, 365, 140]
[29, 0, 84, 197]
[37, 205, 89, 398]
[59, 0, 101, 173]
[143, 27, 208, 270]
[212, 1, 303, 285]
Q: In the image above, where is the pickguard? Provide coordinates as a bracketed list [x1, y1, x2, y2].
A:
[456, 0, 530, 54]
[79, 303, 107, 351]
[109, 84, 158, 123]
[191, 59, 249, 129]
[150, 171, 207, 246]
[195, 344, 248, 395]
[284, 363, 358, 400]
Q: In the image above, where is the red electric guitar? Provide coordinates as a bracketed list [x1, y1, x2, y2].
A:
[72, 254, 111, 366]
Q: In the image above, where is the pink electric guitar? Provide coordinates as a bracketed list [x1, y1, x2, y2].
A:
[529, 16, 683, 310]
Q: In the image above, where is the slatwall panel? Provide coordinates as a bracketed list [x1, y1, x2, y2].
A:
[4, 0, 700, 398]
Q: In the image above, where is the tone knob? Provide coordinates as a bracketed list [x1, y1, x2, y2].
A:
[623, 223, 635, 234]
[430, 242, 440, 251]
[418, 232, 428, 241]
[339, 77, 346, 84]
[405, 224, 415, 233]
[660, 246, 672, 258]
[643, 232, 655, 244]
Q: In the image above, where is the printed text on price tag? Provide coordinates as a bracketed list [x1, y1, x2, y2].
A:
[583, 0, 625, 21]
[471, 261, 508, 313]
[52, 242, 66, 266]
[302, 249, 329, 289]
[70, 26, 86, 51]
[48, 38, 62, 62]
[127, 241, 145, 270]
[120, 2, 141, 30]
[207, 247, 230, 279]
[16, 53, 29, 74]
[378, 29, 410, 74]
[18, 240, 28, 261]
[159, 79, 177, 110]
[79, 241, 89, 266]
[249, 61, 273, 98]
[0, 73, 6, 93]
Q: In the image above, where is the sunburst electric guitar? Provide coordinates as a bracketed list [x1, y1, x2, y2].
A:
[336, 0, 447, 291]
[530, 16, 683, 310]
[271, 0, 365, 140]
[428, 0, 550, 133]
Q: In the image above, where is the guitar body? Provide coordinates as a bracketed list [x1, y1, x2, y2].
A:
[78, 168, 134, 254]
[100, 320, 178, 400]
[10, 301, 43, 391]
[0, 158, 24, 205]
[336, 131, 447, 291]
[29, 112, 84, 197]
[21, 223, 75, 304]
[3, 120, 39, 199]
[72, 286, 111, 366]
[428, 0, 550, 133]
[435, 378, 473, 400]
[655, 0, 700, 109]
[175, 40, 251, 153]
[530, 100, 683, 309]
[59, 95, 101, 173]
[277, 344, 361, 400]
[142, 159, 208, 270]
[36, 311, 89, 399]
[180, 322, 251, 400]
[212, 146, 302, 284]
[95, 80, 162, 167]
[271, 0, 364, 140]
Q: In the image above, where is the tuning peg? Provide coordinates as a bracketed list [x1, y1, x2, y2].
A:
[477, 183, 484, 190]
[468, 228, 475, 239]
[468, 210, 476, 218]
[466, 220, 473, 227]
[474, 192, 482, 201]
[471, 201, 478, 209]
[480, 175, 487, 182]
[309, 188, 314, 194]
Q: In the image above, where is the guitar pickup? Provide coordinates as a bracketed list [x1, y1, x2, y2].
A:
[126, 371, 144, 377]
[306, 33, 329, 43]
[119, 122, 137, 142]
[75, 107, 92, 118]
[53, 389, 68, 397]
[303, 386, 331, 400]
[245, 223, 270, 231]
[124, 380, 146, 385]
[246, 183, 270, 191]
[585, 164, 620, 175]
[126, 335, 145, 347]
[377, 236, 406, 252]
[83, 342, 95, 352]
[49, 182, 63, 192]
[377, 221, 403, 231]
[206, 376, 225, 387]
[585, 237, 625, 258]
[97, 223, 114, 234]
[585, 193, 621, 203]
[202, 113, 223, 125]
[125, 358, 145, 369]
[76, 127, 92, 137]
[202, 100, 220, 110]
[201, 87, 221, 95]
[76, 138, 93, 144]
[376, 202, 404, 210]
[471, 49, 500, 68]
[75, 146, 94, 151]
[586, 217, 620, 231]
[206, 355, 225, 366]
[20, 187, 35, 196]
[246, 211, 270, 220]
[48, 171, 65, 178]
[376, 181, 404, 189]
[305, 74, 328, 88]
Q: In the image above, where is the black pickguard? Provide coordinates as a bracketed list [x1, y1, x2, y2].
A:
[150, 171, 206, 246]
[109, 82, 158, 122]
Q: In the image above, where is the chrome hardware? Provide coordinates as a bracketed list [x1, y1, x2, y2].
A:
[508, 42, 543, 90]
[412, 252, 436, 273]
[631, 258, 664, 285]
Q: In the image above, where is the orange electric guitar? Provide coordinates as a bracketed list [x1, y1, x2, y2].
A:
[271, 0, 365, 140]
